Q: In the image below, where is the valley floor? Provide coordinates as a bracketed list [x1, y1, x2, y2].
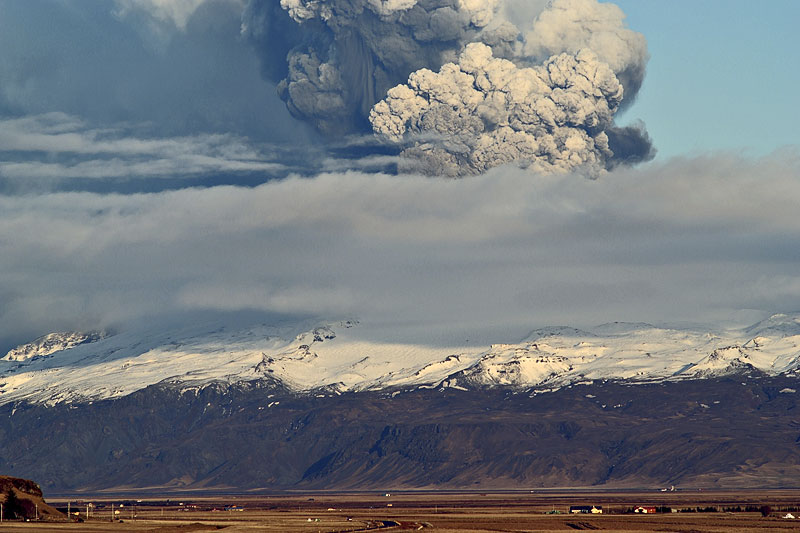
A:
[8, 490, 800, 532]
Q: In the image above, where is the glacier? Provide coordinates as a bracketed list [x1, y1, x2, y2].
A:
[1, 313, 799, 406]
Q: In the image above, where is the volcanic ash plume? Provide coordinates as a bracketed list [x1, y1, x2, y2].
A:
[370, 43, 623, 176]
[243, 0, 654, 175]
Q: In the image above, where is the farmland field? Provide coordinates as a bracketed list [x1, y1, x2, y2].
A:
[5, 490, 800, 532]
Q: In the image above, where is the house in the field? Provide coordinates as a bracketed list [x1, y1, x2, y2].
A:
[570, 505, 602, 514]
[635, 506, 657, 514]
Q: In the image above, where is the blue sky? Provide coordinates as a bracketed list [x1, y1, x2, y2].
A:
[0, 0, 799, 352]
[615, 0, 800, 159]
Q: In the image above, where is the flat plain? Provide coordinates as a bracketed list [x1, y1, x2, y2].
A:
[4, 490, 800, 532]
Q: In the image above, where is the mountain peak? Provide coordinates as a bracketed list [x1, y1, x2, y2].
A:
[3, 331, 106, 362]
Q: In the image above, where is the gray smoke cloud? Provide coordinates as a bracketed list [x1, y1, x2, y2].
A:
[606, 121, 656, 168]
[243, 0, 654, 174]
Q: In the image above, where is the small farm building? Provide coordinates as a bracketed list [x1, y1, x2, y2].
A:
[569, 505, 602, 514]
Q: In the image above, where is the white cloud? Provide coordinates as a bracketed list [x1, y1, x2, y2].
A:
[114, 0, 244, 31]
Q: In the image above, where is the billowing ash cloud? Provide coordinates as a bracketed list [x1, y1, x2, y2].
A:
[242, 0, 499, 135]
[370, 43, 622, 176]
[243, 0, 654, 174]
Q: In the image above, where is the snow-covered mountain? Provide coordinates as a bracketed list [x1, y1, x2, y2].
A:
[2, 314, 799, 406]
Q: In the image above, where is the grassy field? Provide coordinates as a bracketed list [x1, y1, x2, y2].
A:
[4, 490, 800, 532]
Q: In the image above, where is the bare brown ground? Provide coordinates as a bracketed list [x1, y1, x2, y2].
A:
[4, 491, 800, 532]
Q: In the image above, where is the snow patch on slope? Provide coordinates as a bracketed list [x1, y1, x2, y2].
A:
[4, 332, 106, 362]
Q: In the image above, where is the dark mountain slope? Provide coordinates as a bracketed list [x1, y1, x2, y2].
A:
[1, 377, 798, 493]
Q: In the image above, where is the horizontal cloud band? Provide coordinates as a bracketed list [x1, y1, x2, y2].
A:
[1, 151, 798, 351]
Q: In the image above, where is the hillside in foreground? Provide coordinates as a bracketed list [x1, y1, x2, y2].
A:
[0, 475, 63, 520]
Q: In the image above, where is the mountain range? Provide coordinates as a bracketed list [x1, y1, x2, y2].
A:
[3, 313, 800, 405]
[1, 314, 799, 493]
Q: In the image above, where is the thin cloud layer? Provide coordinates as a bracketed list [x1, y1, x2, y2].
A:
[0, 113, 284, 186]
[1, 152, 798, 352]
